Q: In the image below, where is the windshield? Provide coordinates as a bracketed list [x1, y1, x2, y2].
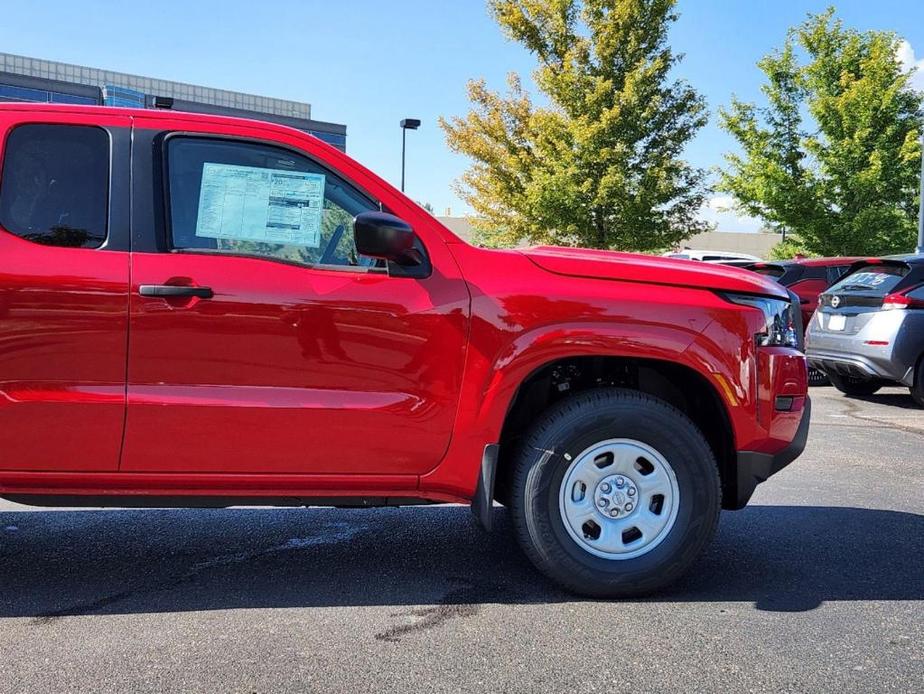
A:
[827, 264, 909, 295]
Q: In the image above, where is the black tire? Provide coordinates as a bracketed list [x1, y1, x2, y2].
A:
[911, 359, 924, 408]
[510, 388, 720, 598]
[828, 372, 884, 397]
[808, 367, 829, 387]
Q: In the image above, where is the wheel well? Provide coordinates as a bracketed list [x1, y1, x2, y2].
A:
[493, 356, 736, 508]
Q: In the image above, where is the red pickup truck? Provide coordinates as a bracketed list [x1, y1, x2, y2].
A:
[0, 105, 809, 596]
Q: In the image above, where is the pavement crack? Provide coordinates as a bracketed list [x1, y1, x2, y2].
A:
[839, 398, 924, 438]
[374, 579, 485, 643]
[30, 589, 139, 626]
[29, 522, 367, 625]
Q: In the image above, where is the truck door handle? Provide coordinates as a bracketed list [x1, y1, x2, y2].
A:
[138, 285, 214, 299]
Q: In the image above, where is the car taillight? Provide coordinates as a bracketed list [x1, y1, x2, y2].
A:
[881, 292, 924, 310]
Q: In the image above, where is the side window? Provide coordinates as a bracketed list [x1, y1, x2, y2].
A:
[0, 124, 110, 248]
[166, 137, 377, 268]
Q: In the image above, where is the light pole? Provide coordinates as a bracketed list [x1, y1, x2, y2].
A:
[400, 118, 421, 192]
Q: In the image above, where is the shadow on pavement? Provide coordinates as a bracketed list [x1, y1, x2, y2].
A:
[0, 504, 921, 620]
[852, 392, 920, 410]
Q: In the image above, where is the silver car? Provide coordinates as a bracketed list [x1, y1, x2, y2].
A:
[806, 255, 924, 407]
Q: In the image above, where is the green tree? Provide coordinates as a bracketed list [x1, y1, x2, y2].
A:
[719, 8, 924, 257]
[768, 236, 812, 261]
[440, 0, 709, 250]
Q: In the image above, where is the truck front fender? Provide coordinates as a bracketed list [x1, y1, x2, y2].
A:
[421, 319, 712, 500]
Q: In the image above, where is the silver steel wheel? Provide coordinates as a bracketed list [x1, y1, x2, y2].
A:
[559, 438, 680, 560]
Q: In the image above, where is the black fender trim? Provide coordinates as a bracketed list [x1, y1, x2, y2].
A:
[728, 397, 811, 510]
[471, 444, 499, 532]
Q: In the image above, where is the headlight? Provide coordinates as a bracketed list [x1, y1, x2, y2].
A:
[721, 293, 800, 348]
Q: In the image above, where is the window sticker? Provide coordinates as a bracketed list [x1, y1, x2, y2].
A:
[195, 163, 325, 247]
[848, 272, 890, 287]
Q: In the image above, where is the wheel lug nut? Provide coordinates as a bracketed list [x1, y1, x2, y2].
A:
[625, 503, 633, 512]
[627, 488, 636, 497]
[615, 477, 625, 487]
[609, 509, 619, 517]
[601, 483, 611, 493]
[598, 499, 608, 508]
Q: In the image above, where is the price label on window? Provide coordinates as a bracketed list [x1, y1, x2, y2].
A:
[195, 163, 325, 247]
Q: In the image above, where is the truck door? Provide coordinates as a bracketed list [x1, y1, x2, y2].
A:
[121, 123, 469, 476]
[0, 113, 131, 471]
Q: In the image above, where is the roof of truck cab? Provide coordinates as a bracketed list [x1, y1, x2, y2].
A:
[0, 102, 468, 247]
[0, 102, 312, 138]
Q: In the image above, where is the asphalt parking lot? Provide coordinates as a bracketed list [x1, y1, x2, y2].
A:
[1, 387, 922, 693]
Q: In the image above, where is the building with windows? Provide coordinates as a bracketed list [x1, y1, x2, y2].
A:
[0, 52, 346, 150]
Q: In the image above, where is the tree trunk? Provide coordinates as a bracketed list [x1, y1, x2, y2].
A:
[595, 210, 607, 249]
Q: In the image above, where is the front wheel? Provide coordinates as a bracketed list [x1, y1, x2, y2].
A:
[828, 372, 884, 397]
[510, 389, 720, 598]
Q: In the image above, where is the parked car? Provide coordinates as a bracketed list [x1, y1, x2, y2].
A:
[744, 258, 864, 385]
[0, 104, 810, 597]
[662, 250, 762, 263]
[806, 256, 924, 406]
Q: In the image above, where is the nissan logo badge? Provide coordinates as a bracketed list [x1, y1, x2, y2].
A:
[831, 296, 841, 308]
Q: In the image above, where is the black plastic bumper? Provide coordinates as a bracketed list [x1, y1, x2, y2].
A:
[726, 398, 811, 510]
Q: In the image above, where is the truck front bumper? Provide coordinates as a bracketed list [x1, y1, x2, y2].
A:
[726, 397, 811, 510]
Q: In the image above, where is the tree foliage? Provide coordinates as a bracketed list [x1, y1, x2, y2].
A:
[719, 8, 924, 257]
[768, 236, 812, 261]
[440, 0, 709, 250]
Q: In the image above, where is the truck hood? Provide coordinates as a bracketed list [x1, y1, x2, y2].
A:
[520, 246, 789, 299]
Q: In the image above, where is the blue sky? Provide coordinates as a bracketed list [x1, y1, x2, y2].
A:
[1, 0, 923, 230]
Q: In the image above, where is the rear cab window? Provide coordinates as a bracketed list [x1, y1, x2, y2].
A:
[0, 124, 110, 248]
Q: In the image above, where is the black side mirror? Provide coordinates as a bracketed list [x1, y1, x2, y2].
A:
[353, 211, 423, 267]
